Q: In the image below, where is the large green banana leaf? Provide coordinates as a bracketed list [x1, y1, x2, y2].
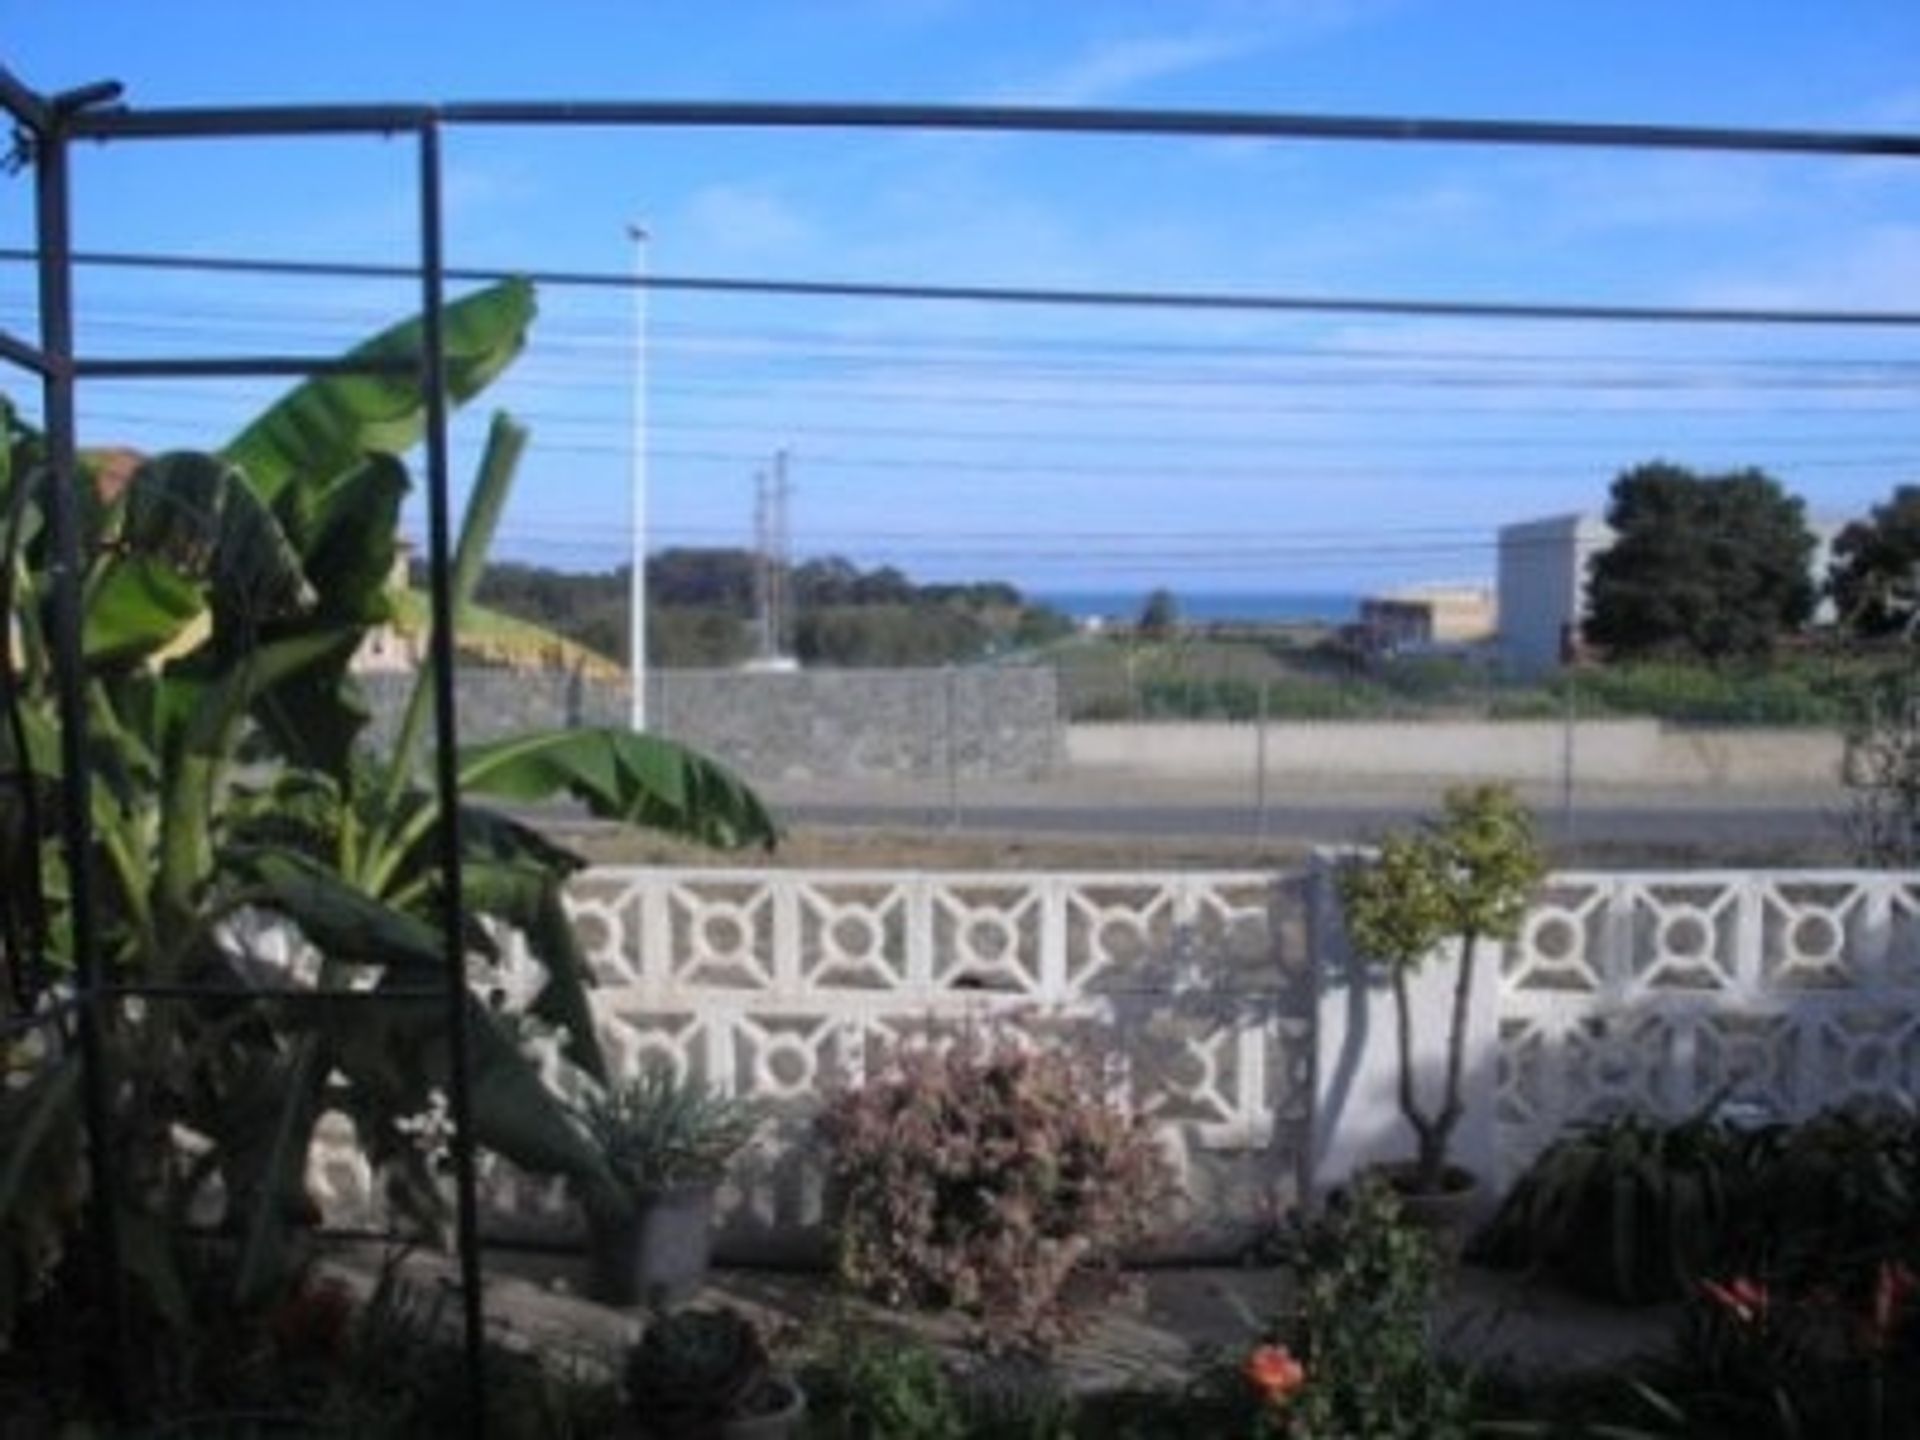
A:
[116, 452, 313, 640]
[379, 410, 526, 803]
[222, 845, 444, 973]
[222, 279, 536, 510]
[82, 557, 204, 668]
[248, 455, 410, 777]
[457, 729, 779, 851]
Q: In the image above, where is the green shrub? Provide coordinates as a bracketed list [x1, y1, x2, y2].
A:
[1245, 1180, 1471, 1439]
[815, 1040, 1172, 1350]
[1733, 1104, 1920, 1288]
[1473, 1111, 1742, 1304]
[804, 1332, 966, 1440]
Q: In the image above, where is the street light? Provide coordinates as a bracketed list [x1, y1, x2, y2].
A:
[628, 222, 649, 731]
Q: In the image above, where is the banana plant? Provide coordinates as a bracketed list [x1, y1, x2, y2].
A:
[0, 279, 777, 1327]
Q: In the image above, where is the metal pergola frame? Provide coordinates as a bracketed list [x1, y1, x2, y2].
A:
[2, 66, 1914, 1436]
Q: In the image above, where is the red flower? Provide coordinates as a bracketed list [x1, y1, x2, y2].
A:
[1242, 1343, 1307, 1407]
[1701, 1276, 1769, 1326]
[1867, 1260, 1918, 1350]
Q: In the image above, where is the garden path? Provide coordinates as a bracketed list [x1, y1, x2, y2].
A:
[318, 1243, 1672, 1393]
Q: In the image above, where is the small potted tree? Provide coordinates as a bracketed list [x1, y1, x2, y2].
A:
[1337, 784, 1544, 1242]
[624, 1306, 804, 1439]
[577, 1063, 761, 1307]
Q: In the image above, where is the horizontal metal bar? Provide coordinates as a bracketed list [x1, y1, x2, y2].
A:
[69, 103, 430, 140]
[107, 983, 451, 1004]
[9, 245, 1920, 330]
[75, 354, 421, 380]
[61, 96, 1920, 160]
[0, 327, 53, 376]
[436, 98, 1920, 159]
[0, 66, 49, 132]
[0, 992, 87, 1042]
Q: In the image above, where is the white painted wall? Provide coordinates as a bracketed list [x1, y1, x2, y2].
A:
[1497, 513, 1614, 673]
[1067, 720, 1842, 788]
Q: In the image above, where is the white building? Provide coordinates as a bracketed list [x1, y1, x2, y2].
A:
[1497, 510, 1846, 672]
[1496, 513, 1615, 672]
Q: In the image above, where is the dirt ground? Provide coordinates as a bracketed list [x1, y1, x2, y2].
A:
[565, 822, 1315, 872]
[560, 817, 1842, 873]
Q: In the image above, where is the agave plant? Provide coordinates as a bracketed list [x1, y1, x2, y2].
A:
[575, 1062, 762, 1193]
[0, 279, 776, 1331]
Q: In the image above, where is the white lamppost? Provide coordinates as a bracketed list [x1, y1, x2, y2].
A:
[628, 222, 649, 731]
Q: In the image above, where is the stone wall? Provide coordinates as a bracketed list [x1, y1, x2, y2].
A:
[359, 666, 1063, 782]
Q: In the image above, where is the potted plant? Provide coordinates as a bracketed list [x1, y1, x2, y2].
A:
[624, 1306, 804, 1440]
[1337, 784, 1545, 1244]
[576, 1063, 761, 1307]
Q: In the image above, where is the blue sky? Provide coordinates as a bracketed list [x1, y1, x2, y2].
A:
[4, 1, 1918, 599]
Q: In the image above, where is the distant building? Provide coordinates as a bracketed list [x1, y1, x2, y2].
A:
[1358, 584, 1497, 652]
[1497, 511, 1845, 671]
[1496, 514, 1615, 673]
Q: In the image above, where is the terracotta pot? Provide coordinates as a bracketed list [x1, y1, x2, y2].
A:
[588, 1180, 718, 1308]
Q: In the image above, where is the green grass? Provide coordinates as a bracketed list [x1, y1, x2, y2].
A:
[1049, 634, 1894, 728]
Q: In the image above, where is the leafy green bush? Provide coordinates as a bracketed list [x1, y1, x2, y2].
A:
[804, 1332, 966, 1439]
[816, 1040, 1172, 1350]
[1241, 1180, 1471, 1439]
[1473, 1112, 1742, 1304]
[1733, 1104, 1920, 1289]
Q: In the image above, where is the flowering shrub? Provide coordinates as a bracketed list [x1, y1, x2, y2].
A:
[1258, 1178, 1471, 1439]
[815, 1039, 1171, 1349]
[1637, 1255, 1920, 1438]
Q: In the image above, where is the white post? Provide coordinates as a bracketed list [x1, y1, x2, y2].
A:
[627, 222, 650, 732]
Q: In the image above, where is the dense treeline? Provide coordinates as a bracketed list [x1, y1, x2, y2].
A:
[433, 549, 1073, 669]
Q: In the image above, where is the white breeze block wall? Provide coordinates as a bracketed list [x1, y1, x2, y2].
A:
[303, 864, 1920, 1259]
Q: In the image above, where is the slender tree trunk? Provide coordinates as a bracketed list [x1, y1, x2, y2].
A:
[1422, 929, 1480, 1193]
[1392, 962, 1438, 1184]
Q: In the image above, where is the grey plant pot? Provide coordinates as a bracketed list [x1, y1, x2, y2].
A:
[589, 1180, 719, 1308]
[1368, 1161, 1483, 1260]
[619, 1378, 806, 1440]
[719, 1376, 806, 1440]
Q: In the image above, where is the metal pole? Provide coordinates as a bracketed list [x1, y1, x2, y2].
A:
[1561, 666, 1577, 848]
[945, 665, 960, 831]
[35, 105, 134, 1424]
[627, 223, 649, 732]
[417, 120, 489, 1440]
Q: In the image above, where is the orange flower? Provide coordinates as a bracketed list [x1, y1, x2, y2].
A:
[1701, 1276, 1769, 1326]
[1242, 1343, 1307, 1407]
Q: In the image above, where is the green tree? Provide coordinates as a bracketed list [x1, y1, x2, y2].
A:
[1584, 462, 1815, 662]
[1830, 485, 1920, 637]
[1338, 785, 1544, 1195]
[1138, 587, 1179, 639]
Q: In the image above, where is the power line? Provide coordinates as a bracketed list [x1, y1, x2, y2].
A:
[63, 403, 1918, 457]
[7, 245, 1920, 328]
[12, 293, 1920, 373]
